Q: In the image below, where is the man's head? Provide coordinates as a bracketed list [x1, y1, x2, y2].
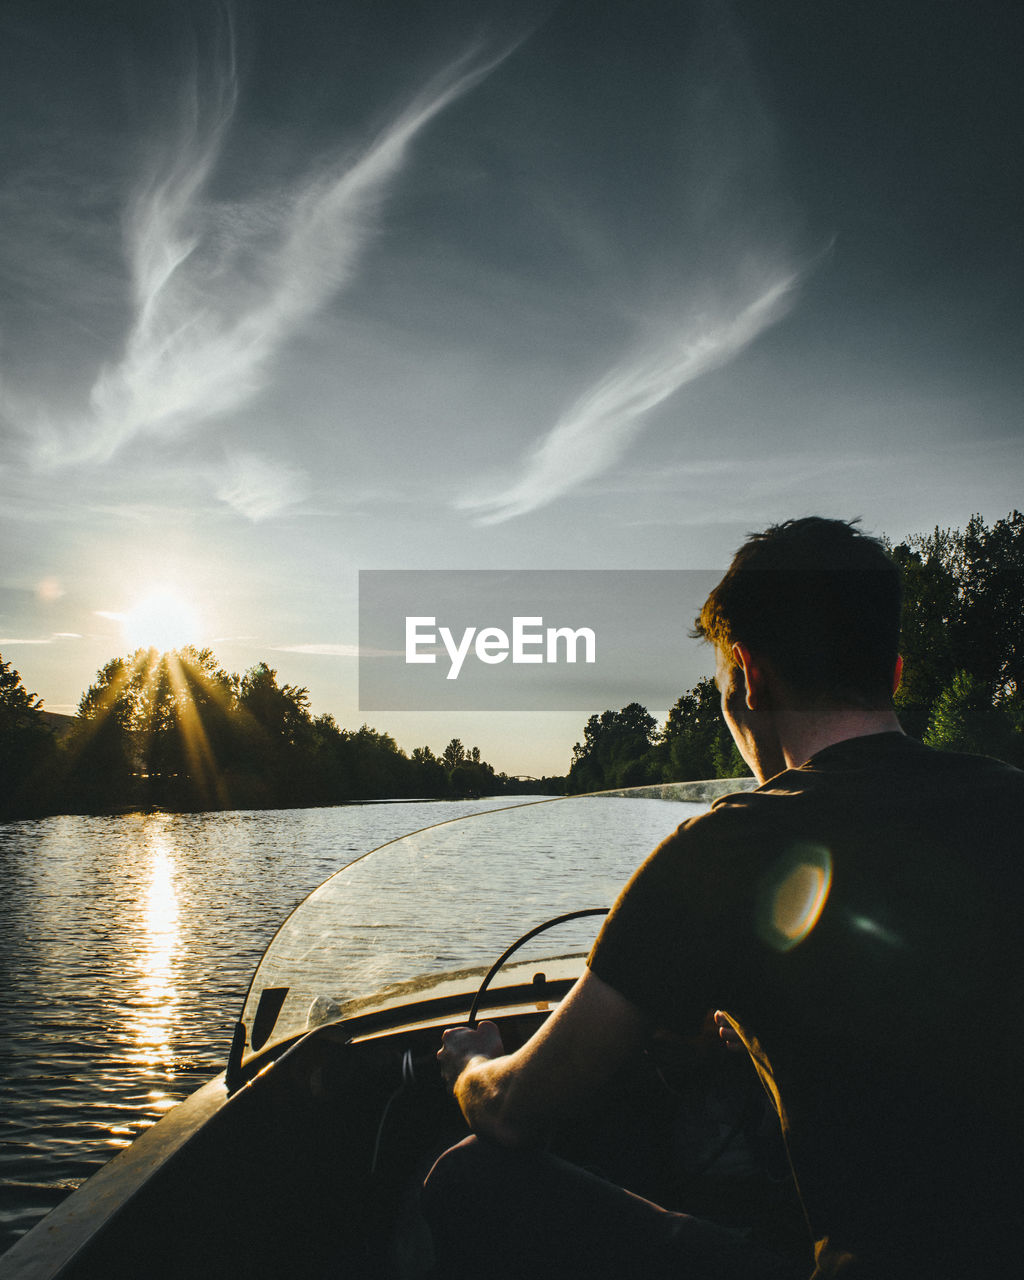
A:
[695, 517, 903, 713]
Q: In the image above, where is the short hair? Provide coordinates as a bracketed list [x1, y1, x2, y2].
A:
[694, 517, 903, 709]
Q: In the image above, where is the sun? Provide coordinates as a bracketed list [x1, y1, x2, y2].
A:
[122, 588, 202, 654]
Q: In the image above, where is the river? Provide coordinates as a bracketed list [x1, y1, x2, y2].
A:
[0, 794, 704, 1257]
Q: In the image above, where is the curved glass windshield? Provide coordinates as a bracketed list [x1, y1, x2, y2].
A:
[237, 780, 754, 1073]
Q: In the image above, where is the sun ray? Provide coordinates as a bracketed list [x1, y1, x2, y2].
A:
[72, 639, 241, 809]
[163, 651, 231, 808]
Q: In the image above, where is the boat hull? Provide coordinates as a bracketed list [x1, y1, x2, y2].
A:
[0, 971, 575, 1279]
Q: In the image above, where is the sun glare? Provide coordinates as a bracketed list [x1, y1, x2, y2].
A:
[123, 588, 201, 654]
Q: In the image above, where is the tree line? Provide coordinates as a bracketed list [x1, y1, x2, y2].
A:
[3, 512, 1021, 819]
[0, 649, 562, 819]
[567, 511, 1024, 792]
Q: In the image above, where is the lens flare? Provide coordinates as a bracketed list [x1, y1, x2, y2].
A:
[756, 843, 833, 952]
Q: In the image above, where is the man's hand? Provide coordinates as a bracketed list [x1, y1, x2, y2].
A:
[713, 1009, 745, 1052]
[437, 1020, 504, 1091]
[435, 972, 648, 1147]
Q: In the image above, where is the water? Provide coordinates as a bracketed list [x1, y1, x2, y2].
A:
[0, 800, 527, 1255]
[0, 796, 698, 1256]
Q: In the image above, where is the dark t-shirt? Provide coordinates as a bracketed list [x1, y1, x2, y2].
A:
[588, 733, 1024, 1278]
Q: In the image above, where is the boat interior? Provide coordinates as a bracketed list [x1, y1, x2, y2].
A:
[8, 966, 806, 1280]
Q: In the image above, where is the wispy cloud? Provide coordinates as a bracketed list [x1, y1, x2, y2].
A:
[216, 450, 309, 521]
[453, 4, 811, 527]
[0, 634, 77, 646]
[29, 28, 507, 472]
[459, 273, 800, 524]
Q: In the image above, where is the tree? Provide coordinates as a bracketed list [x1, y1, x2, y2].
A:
[888, 535, 960, 738]
[146, 648, 235, 808]
[956, 511, 1024, 699]
[1, 654, 43, 717]
[448, 746, 498, 798]
[890, 511, 1024, 743]
[568, 703, 660, 792]
[301, 713, 354, 805]
[67, 654, 144, 808]
[923, 671, 1022, 765]
[0, 654, 56, 815]
[341, 724, 412, 799]
[448, 759, 492, 798]
[660, 677, 747, 780]
[63, 647, 242, 810]
[222, 663, 314, 803]
[411, 745, 449, 797]
[442, 738, 467, 770]
[235, 663, 312, 746]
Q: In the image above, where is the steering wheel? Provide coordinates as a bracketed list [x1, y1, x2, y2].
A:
[466, 908, 608, 1028]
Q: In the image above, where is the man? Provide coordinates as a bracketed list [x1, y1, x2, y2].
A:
[426, 517, 1024, 1278]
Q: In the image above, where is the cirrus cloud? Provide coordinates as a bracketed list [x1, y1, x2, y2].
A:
[459, 271, 800, 525]
[22, 24, 511, 474]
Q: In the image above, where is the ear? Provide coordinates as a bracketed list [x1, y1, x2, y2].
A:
[892, 653, 903, 696]
[731, 643, 766, 711]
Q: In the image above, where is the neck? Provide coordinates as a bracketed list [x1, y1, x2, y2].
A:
[774, 704, 904, 774]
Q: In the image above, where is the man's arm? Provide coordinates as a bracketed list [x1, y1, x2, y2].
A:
[437, 967, 650, 1148]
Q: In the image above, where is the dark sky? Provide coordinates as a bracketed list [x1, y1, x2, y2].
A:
[1, 0, 1021, 772]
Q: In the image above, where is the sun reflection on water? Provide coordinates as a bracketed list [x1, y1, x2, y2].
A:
[126, 825, 181, 1071]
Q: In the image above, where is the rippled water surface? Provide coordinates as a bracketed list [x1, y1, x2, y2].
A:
[0, 800, 525, 1254]
[0, 795, 700, 1256]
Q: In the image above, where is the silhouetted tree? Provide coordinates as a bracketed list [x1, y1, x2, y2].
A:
[568, 703, 660, 792]
[448, 751, 498, 798]
[0, 654, 56, 816]
[342, 724, 412, 799]
[66, 654, 142, 809]
[222, 663, 314, 804]
[661, 677, 747, 780]
[956, 511, 1024, 699]
[442, 738, 466, 770]
[61, 648, 233, 810]
[302, 713, 355, 805]
[6, 641, 528, 815]
[235, 663, 311, 745]
[889, 534, 960, 738]
[164, 648, 236, 807]
[890, 511, 1024, 742]
[411, 745, 448, 797]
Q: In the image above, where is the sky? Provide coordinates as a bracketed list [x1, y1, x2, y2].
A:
[1, 0, 1021, 777]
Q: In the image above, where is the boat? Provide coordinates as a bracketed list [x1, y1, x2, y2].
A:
[1, 779, 788, 1280]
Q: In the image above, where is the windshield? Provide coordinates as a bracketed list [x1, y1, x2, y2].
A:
[236, 780, 754, 1073]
